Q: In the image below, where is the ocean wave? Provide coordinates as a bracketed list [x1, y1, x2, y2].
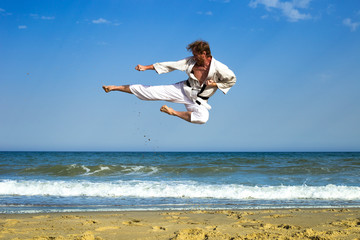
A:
[17, 164, 160, 177]
[0, 179, 359, 200]
[13, 164, 237, 177]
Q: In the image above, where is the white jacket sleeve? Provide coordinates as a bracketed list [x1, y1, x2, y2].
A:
[214, 61, 237, 94]
[153, 58, 190, 74]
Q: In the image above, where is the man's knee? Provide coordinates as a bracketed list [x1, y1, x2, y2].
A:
[191, 111, 209, 124]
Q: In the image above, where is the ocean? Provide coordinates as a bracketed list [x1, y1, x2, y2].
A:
[0, 152, 359, 213]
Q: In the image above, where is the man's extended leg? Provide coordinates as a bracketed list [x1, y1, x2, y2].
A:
[102, 85, 132, 94]
[160, 105, 192, 123]
[102, 83, 209, 124]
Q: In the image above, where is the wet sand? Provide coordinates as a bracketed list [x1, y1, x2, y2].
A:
[1, 208, 360, 239]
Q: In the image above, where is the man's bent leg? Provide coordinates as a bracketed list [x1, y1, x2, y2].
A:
[102, 85, 132, 94]
[160, 105, 192, 123]
[185, 104, 209, 124]
[160, 104, 209, 124]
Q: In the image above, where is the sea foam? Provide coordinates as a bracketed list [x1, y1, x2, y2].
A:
[0, 179, 359, 200]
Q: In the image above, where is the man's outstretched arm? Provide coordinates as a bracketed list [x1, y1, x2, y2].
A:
[135, 64, 155, 71]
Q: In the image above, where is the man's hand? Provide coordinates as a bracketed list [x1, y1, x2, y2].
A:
[135, 64, 154, 71]
[206, 79, 217, 87]
[135, 64, 145, 71]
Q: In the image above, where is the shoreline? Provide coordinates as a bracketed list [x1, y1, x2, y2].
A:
[1, 208, 360, 239]
[2, 204, 360, 214]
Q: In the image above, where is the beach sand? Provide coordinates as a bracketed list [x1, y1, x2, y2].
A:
[1, 208, 360, 240]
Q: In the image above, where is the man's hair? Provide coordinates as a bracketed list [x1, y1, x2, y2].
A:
[187, 40, 212, 57]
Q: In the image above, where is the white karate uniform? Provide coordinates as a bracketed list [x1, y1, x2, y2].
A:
[130, 56, 236, 124]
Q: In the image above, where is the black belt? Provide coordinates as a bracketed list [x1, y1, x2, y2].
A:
[186, 80, 209, 101]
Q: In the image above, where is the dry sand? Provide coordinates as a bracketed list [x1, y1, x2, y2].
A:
[1, 208, 360, 239]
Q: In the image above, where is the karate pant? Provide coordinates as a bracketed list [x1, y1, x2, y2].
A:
[129, 81, 209, 124]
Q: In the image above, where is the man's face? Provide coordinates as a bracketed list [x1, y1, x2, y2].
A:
[192, 50, 206, 65]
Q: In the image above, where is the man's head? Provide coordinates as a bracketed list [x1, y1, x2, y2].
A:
[187, 40, 212, 65]
[187, 40, 212, 57]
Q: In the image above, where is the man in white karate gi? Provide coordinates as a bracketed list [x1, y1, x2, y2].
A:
[102, 40, 236, 124]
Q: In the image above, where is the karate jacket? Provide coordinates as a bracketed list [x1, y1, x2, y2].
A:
[153, 56, 236, 109]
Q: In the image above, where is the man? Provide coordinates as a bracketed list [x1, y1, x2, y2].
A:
[102, 40, 236, 124]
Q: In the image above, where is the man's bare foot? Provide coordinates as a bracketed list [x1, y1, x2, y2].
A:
[160, 105, 175, 115]
[102, 85, 112, 93]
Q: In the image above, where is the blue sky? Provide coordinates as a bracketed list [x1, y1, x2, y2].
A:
[1, 0, 360, 151]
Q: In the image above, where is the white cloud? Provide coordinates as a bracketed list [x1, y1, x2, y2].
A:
[41, 16, 55, 20]
[209, 0, 230, 3]
[18, 25, 27, 29]
[92, 18, 110, 24]
[325, 4, 335, 15]
[250, 0, 277, 9]
[197, 11, 213, 16]
[343, 18, 360, 32]
[88, 18, 120, 26]
[292, 0, 311, 8]
[0, 7, 12, 16]
[30, 13, 55, 20]
[249, 0, 312, 22]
